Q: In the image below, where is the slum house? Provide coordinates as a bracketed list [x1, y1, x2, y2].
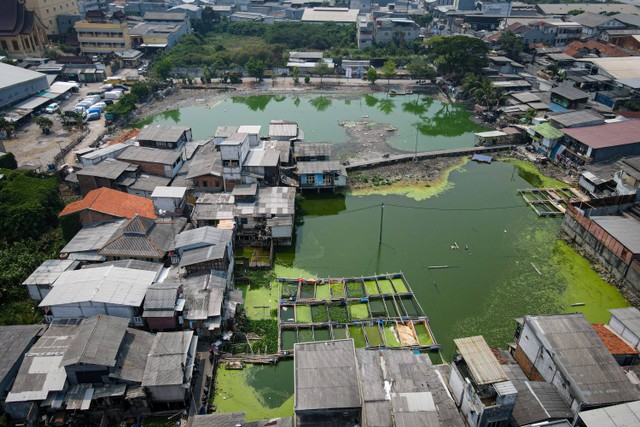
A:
[142, 282, 183, 331]
[59, 219, 127, 262]
[141, 331, 197, 403]
[448, 336, 517, 427]
[296, 160, 347, 191]
[60, 315, 130, 386]
[528, 122, 565, 157]
[237, 125, 262, 147]
[235, 186, 296, 247]
[179, 271, 227, 336]
[116, 145, 184, 178]
[38, 265, 158, 326]
[58, 187, 157, 226]
[265, 139, 293, 166]
[557, 120, 640, 165]
[75, 158, 139, 197]
[550, 86, 590, 109]
[186, 141, 224, 195]
[501, 363, 573, 426]
[214, 126, 238, 146]
[513, 313, 640, 414]
[150, 186, 188, 217]
[578, 162, 619, 197]
[294, 340, 362, 426]
[128, 175, 173, 199]
[191, 193, 235, 228]
[561, 196, 640, 290]
[173, 226, 234, 277]
[613, 156, 640, 195]
[97, 216, 188, 263]
[4, 320, 82, 422]
[577, 400, 640, 426]
[0, 325, 45, 401]
[591, 323, 639, 366]
[269, 120, 304, 142]
[293, 142, 332, 162]
[78, 143, 128, 167]
[608, 307, 640, 351]
[219, 132, 250, 191]
[23, 259, 81, 302]
[546, 110, 605, 129]
[242, 146, 281, 186]
[356, 348, 466, 427]
[136, 125, 192, 150]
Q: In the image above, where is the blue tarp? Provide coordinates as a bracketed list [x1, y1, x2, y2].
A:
[548, 102, 567, 112]
[471, 154, 493, 164]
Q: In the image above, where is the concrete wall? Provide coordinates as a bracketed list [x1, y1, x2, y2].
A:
[610, 314, 640, 350]
[0, 73, 49, 109]
[147, 384, 186, 402]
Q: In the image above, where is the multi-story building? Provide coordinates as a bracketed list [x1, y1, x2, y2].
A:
[129, 12, 191, 51]
[0, 0, 48, 58]
[357, 15, 420, 49]
[77, 0, 107, 14]
[25, 0, 80, 35]
[74, 11, 131, 54]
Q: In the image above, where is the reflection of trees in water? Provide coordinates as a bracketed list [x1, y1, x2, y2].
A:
[160, 109, 181, 123]
[377, 98, 395, 115]
[232, 95, 273, 111]
[406, 101, 479, 138]
[247, 362, 294, 409]
[364, 94, 378, 107]
[309, 96, 332, 112]
[293, 96, 301, 107]
[402, 96, 434, 116]
[274, 95, 286, 103]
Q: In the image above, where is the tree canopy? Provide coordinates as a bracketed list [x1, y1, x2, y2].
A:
[381, 60, 397, 83]
[406, 57, 436, 81]
[498, 31, 525, 61]
[246, 57, 265, 81]
[428, 35, 488, 82]
[366, 67, 378, 84]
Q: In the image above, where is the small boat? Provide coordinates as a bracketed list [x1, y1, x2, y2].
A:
[571, 302, 586, 307]
[389, 88, 413, 95]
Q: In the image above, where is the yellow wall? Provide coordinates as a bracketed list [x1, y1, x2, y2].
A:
[26, 0, 80, 35]
[75, 20, 131, 53]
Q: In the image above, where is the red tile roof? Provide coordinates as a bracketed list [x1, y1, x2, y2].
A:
[562, 120, 640, 149]
[593, 324, 639, 355]
[59, 187, 157, 219]
[564, 40, 631, 58]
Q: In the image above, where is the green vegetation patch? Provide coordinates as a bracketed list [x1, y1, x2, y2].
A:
[311, 305, 328, 323]
[503, 159, 566, 188]
[348, 303, 370, 320]
[330, 282, 345, 298]
[346, 281, 365, 298]
[328, 304, 348, 323]
[295, 305, 312, 323]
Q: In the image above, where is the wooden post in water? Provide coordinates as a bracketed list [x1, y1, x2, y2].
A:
[379, 203, 384, 245]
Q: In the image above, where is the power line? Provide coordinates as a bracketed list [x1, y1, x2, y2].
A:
[384, 203, 526, 212]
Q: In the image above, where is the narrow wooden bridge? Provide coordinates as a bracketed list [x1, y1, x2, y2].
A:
[345, 145, 516, 171]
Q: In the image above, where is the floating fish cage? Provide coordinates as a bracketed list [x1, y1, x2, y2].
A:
[277, 273, 438, 352]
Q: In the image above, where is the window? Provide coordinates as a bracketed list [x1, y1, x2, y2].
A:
[12, 40, 18, 50]
[306, 174, 315, 184]
[193, 180, 199, 187]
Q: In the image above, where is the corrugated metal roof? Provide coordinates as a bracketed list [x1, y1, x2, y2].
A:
[531, 122, 564, 140]
[23, 260, 80, 286]
[301, 7, 359, 23]
[61, 220, 125, 255]
[511, 92, 541, 103]
[579, 400, 640, 426]
[527, 313, 640, 406]
[181, 273, 226, 320]
[219, 132, 248, 146]
[269, 121, 298, 138]
[454, 336, 508, 385]
[111, 328, 154, 383]
[98, 217, 186, 258]
[293, 142, 332, 159]
[294, 340, 360, 411]
[61, 315, 128, 367]
[231, 183, 258, 197]
[591, 216, 640, 254]
[128, 174, 171, 193]
[577, 57, 640, 79]
[142, 331, 193, 387]
[137, 125, 190, 144]
[548, 110, 604, 128]
[237, 125, 261, 135]
[144, 282, 179, 310]
[244, 148, 280, 167]
[186, 142, 223, 179]
[0, 325, 44, 382]
[214, 126, 238, 138]
[562, 120, 640, 149]
[39, 266, 156, 308]
[175, 226, 232, 250]
[551, 85, 589, 101]
[179, 245, 227, 268]
[76, 158, 132, 180]
[81, 143, 128, 161]
[117, 145, 181, 165]
[296, 160, 343, 175]
[609, 307, 640, 339]
[151, 186, 187, 199]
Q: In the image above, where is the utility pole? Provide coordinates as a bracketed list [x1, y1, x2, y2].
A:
[413, 126, 419, 162]
[378, 203, 384, 245]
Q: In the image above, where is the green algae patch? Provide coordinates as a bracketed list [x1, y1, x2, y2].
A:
[214, 360, 294, 421]
[350, 158, 467, 202]
[552, 240, 629, 323]
[243, 282, 280, 320]
[502, 159, 567, 188]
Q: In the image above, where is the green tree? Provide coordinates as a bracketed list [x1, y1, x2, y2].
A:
[406, 57, 436, 81]
[314, 61, 331, 83]
[0, 152, 17, 170]
[35, 116, 53, 134]
[130, 83, 151, 101]
[0, 117, 15, 138]
[153, 57, 173, 80]
[246, 57, 265, 81]
[291, 66, 300, 84]
[366, 67, 378, 84]
[428, 35, 488, 82]
[382, 60, 397, 84]
[498, 31, 525, 61]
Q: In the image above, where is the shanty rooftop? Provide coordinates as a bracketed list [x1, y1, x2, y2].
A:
[111, 328, 154, 383]
[590, 216, 640, 254]
[186, 142, 223, 179]
[526, 313, 640, 406]
[61, 315, 129, 368]
[547, 110, 604, 128]
[294, 142, 332, 158]
[579, 400, 640, 427]
[142, 330, 195, 387]
[296, 160, 344, 175]
[6, 320, 82, 403]
[219, 132, 248, 146]
[75, 158, 134, 179]
[175, 226, 232, 250]
[609, 307, 640, 338]
[60, 220, 126, 261]
[0, 325, 44, 384]
[39, 265, 157, 308]
[243, 148, 280, 167]
[231, 183, 258, 197]
[551, 85, 589, 101]
[294, 339, 360, 412]
[137, 125, 190, 143]
[117, 145, 182, 165]
[454, 335, 508, 385]
[23, 259, 80, 286]
[269, 120, 299, 138]
[181, 272, 227, 321]
[98, 217, 187, 258]
[151, 186, 187, 199]
[562, 120, 640, 149]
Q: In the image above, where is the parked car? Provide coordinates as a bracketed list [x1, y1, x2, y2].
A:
[87, 91, 105, 98]
[45, 103, 60, 114]
[93, 102, 107, 111]
[86, 111, 101, 121]
[103, 99, 114, 106]
[113, 84, 129, 91]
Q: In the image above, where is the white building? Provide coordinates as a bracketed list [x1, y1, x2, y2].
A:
[151, 186, 188, 216]
[0, 62, 49, 109]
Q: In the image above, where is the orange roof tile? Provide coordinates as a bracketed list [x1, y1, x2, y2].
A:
[593, 324, 639, 355]
[59, 187, 157, 219]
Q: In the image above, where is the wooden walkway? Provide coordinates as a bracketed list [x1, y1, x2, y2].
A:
[345, 145, 515, 171]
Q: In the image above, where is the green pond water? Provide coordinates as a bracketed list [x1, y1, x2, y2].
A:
[150, 94, 629, 421]
[136, 93, 485, 152]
